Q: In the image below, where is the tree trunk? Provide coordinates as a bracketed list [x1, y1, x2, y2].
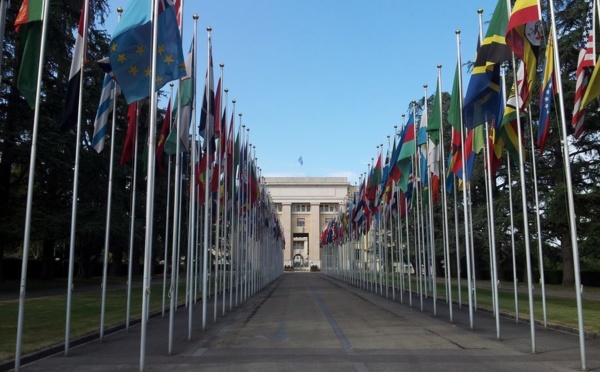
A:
[561, 227, 575, 286]
[40, 238, 56, 280]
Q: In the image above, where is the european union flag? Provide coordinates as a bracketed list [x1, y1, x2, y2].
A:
[109, 0, 185, 104]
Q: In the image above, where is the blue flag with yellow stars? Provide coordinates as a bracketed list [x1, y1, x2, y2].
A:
[109, 0, 185, 104]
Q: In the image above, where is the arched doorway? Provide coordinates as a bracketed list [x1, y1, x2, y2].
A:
[292, 254, 304, 268]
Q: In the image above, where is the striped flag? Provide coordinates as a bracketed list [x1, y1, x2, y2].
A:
[538, 29, 557, 154]
[92, 74, 116, 153]
[61, 1, 89, 131]
[572, 1, 595, 138]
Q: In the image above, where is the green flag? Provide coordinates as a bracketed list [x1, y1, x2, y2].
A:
[427, 78, 442, 145]
[15, 0, 45, 109]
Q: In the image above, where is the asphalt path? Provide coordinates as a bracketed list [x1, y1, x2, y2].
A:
[14, 272, 600, 371]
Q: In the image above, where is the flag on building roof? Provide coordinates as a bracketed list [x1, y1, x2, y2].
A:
[14, 0, 45, 109]
[108, 0, 185, 103]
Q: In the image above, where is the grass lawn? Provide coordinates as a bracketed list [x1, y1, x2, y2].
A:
[0, 278, 192, 363]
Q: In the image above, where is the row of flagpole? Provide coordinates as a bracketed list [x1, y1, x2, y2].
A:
[320, 0, 592, 370]
[11, 1, 285, 371]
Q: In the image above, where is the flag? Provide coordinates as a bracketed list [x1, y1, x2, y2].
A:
[572, 1, 595, 138]
[537, 29, 556, 155]
[120, 102, 138, 165]
[505, 0, 542, 112]
[92, 74, 116, 153]
[199, 35, 214, 140]
[366, 153, 382, 212]
[447, 63, 462, 189]
[298, 156, 303, 166]
[463, 0, 511, 129]
[169, 40, 195, 153]
[157, 99, 172, 173]
[61, 1, 88, 132]
[214, 78, 223, 139]
[398, 111, 416, 160]
[14, 0, 45, 109]
[427, 77, 442, 145]
[108, 0, 185, 104]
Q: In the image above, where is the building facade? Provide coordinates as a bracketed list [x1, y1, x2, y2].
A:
[264, 177, 352, 269]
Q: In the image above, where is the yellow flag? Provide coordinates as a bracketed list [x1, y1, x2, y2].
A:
[581, 56, 600, 107]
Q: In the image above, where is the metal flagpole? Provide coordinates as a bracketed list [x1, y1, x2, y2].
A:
[456, 28, 474, 329]
[236, 119, 243, 307]
[423, 83, 437, 316]
[126, 103, 140, 332]
[504, 0, 536, 353]
[484, 117, 501, 339]
[100, 76, 119, 341]
[202, 26, 212, 332]
[436, 64, 453, 321]
[547, 3, 587, 366]
[214, 62, 224, 323]
[500, 63, 519, 322]
[229, 100, 237, 311]
[527, 108, 547, 329]
[169, 10, 196, 351]
[162, 83, 174, 318]
[222, 87, 229, 316]
[65, 0, 90, 355]
[100, 5, 122, 338]
[14, 0, 51, 369]
[140, 0, 161, 368]
[186, 36, 198, 340]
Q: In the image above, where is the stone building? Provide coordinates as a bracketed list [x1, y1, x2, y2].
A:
[264, 177, 352, 269]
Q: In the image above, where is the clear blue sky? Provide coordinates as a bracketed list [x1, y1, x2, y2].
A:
[105, 0, 499, 185]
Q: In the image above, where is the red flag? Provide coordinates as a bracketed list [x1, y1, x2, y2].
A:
[120, 102, 138, 165]
[157, 99, 171, 174]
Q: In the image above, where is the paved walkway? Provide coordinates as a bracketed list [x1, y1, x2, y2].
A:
[5, 273, 599, 371]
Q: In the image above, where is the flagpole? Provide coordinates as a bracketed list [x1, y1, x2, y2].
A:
[100, 6, 122, 340]
[456, 28, 474, 329]
[436, 64, 452, 321]
[99, 76, 119, 341]
[214, 62, 225, 322]
[186, 63, 198, 343]
[500, 62, 519, 322]
[222, 87, 229, 316]
[527, 107, 548, 329]
[125, 102, 140, 333]
[423, 83, 437, 316]
[139, 0, 161, 368]
[229, 99, 237, 311]
[201, 26, 213, 331]
[484, 117, 501, 339]
[162, 83, 175, 318]
[548, 1, 587, 367]
[14, 0, 51, 369]
[64, 0, 90, 355]
[236, 118, 243, 307]
[504, 0, 536, 353]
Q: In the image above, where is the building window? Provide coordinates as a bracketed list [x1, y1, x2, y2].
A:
[320, 204, 338, 213]
[296, 218, 305, 227]
[275, 203, 282, 212]
[291, 204, 310, 213]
